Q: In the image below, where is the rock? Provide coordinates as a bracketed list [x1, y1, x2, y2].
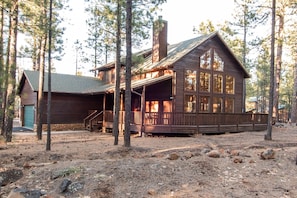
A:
[60, 178, 72, 193]
[7, 187, 44, 198]
[184, 151, 193, 160]
[201, 148, 211, 154]
[249, 159, 256, 163]
[233, 158, 243, 163]
[67, 182, 84, 193]
[167, 153, 179, 160]
[147, 189, 156, 195]
[207, 150, 220, 158]
[230, 150, 240, 156]
[260, 149, 275, 160]
[0, 169, 23, 186]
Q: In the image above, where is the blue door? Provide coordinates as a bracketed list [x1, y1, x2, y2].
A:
[24, 105, 34, 129]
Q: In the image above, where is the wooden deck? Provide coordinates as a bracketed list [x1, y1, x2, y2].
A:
[99, 111, 268, 135]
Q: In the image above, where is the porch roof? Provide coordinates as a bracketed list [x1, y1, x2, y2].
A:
[18, 70, 172, 95]
[89, 74, 173, 94]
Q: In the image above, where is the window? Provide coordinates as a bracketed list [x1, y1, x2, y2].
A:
[200, 49, 211, 69]
[226, 75, 235, 94]
[146, 101, 159, 112]
[200, 96, 210, 112]
[185, 95, 196, 113]
[213, 51, 224, 71]
[213, 74, 223, 93]
[225, 98, 234, 113]
[200, 72, 210, 92]
[213, 97, 223, 113]
[185, 70, 196, 91]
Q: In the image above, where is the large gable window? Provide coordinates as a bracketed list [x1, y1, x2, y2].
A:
[226, 75, 235, 94]
[213, 74, 223, 93]
[200, 72, 210, 92]
[200, 49, 211, 69]
[185, 70, 196, 91]
[200, 96, 210, 112]
[213, 51, 224, 71]
[213, 97, 223, 113]
[225, 98, 234, 113]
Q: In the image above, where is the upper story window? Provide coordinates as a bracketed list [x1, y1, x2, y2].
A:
[200, 49, 211, 69]
[213, 50, 224, 71]
[200, 72, 210, 92]
[184, 70, 196, 91]
[226, 75, 235, 94]
[213, 74, 223, 93]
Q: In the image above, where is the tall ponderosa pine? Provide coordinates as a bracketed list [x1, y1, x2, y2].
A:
[0, 1, 6, 136]
[113, 0, 122, 145]
[265, 0, 276, 141]
[124, 0, 132, 147]
[4, 0, 18, 142]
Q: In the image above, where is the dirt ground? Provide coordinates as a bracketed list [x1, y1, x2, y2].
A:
[1, 125, 297, 198]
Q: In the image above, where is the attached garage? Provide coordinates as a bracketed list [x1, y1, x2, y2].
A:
[24, 105, 34, 129]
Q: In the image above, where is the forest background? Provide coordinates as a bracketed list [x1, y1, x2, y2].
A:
[0, 0, 297, 145]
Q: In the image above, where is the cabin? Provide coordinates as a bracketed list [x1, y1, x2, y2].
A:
[88, 19, 267, 134]
[18, 19, 267, 134]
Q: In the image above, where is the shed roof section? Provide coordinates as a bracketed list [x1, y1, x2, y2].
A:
[19, 70, 106, 94]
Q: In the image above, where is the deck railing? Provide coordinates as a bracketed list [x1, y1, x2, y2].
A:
[105, 111, 267, 126]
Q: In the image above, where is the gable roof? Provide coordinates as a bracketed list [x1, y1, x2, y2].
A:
[94, 32, 249, 78]
[18, 70, 106, 95]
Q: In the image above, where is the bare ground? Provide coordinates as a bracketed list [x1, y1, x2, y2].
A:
[1, 125, 297, 198]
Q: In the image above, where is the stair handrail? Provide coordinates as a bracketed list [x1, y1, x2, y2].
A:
[83, 110, 98, 128]
[89, 111, 103, 132]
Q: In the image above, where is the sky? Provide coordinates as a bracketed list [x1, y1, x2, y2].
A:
[55, 0, 235, 75]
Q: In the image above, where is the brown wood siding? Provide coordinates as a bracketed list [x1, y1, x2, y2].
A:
[42, 93, 103, 124]
[20, 79, 37, 106]
[172, 38, 246, 114]
[20, 79, 37, 125]
[145, 79, 172, 101]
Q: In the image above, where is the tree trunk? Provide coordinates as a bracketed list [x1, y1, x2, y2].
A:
[4, 0, 18, 142]
[265, 0, 276, 141]
[124, 0, 132, 147]
[46, 0, 53, 151]
[273, 12, 284, 123]
[37, 0, 48, 140]
[291, 58, 297, 124]
[0, 4, 5, 136]
[113, 0, 121, 145]
[36, 37, 46, 140]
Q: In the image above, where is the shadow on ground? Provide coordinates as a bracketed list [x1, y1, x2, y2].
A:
[12, 127, 33, 133]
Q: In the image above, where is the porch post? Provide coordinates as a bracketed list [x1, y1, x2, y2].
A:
[140, 86, 146, 136]
[102, 93, 106, 133]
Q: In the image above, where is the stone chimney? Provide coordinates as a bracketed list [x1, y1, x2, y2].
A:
[152, 17, 168, 63]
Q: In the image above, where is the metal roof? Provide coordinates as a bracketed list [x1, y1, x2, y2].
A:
[19, 70, 172, 95]
[93, 32, 249, 78]
[20, 70, 106, 94]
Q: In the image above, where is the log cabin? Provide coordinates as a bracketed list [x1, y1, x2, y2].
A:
[18, 19, 267, 134]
